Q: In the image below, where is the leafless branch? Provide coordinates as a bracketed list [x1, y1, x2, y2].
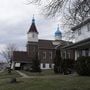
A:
[0, 44, 17, 63]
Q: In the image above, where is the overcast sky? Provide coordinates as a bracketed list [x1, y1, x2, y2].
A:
[0, 0, 64, 62]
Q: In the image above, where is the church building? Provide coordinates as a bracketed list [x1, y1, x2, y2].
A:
[12, 17, 72, 70]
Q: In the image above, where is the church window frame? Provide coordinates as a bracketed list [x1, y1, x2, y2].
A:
[85, 49, 89, 56]
[49, 64, 52, 68]
[43, 51, 46, 59]
[50, 51, 52, 60]
[43, 63, 45, 68]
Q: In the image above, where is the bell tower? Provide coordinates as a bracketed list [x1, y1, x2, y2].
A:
[27, 16, 38, 57]
[27, 16, 38, 42]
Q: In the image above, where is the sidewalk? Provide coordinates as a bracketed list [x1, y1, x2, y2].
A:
[16, 70, 30, 78]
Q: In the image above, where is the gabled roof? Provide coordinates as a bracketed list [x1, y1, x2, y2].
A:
[38, 39, 54, 49]
[28, 18, 38, 34]
[13, 51, 31, 63]
[38, 39, 72, 49]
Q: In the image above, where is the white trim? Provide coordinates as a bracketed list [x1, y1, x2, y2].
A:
[15, 63, 21, 67]
[40, 63, 54, 69]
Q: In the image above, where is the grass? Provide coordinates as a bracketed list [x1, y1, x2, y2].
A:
[21, 69, 55, 76]
[0, 70, 90, 90]
[0, 70, 21, 79]
[0, 75, 90, 90]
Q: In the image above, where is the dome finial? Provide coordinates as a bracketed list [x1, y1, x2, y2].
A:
[57, 24, 59, 31]
[32, 14, 35, 23]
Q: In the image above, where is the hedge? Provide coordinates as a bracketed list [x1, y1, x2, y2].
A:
[76, 56, 90, 76]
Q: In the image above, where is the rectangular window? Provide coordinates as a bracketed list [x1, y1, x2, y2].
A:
[79, 50, 82, 57]
[38, 52, 39, 57]
[67, 53, 71, 59]
[43, 52, 46, 59]
[78, 28, 81, 35]
[62, 52, 66, 59]
[82, 50, 85, 56]
[85, 49, 89, 56]
[49, 64, 52, 68]
[87, 23, 90, 31]
[50, 52, 52, 60]
[33, 47, 35, 52]
[43, 63, 45, 68]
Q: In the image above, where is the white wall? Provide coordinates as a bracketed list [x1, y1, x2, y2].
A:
[55, 36, 62, 40]
[74, 23, 90, 42]
[52, 41, 61, 45]
[40, 63, 54, 69]
[75, 50, 77, 60]
[28, 32, 38, 42]
[15, 63, 20, 67]
[11, 62, 21, 69]
[75, 49, 90, 60]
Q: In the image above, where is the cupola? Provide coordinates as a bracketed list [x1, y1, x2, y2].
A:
[55, 25, 62, 40]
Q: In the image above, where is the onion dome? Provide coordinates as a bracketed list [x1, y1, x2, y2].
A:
[55, 25, 62, 38]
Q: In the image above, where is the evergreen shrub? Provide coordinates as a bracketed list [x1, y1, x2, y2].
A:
[76, 56, 90, 76]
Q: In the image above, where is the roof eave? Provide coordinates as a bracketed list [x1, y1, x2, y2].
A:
[71, 18, 90, 31]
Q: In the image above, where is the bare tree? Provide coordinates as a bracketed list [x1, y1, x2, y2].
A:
[0, 44, 17, 72]
[63, 0, 90, 27]
[28, 0, 90, 41]
[29, 0, 90, 26]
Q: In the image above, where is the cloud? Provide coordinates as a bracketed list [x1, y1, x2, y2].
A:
[0, 0, 63, 62]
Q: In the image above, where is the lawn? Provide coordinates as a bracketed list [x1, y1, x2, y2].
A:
[0, 70, 90, 90]
[0, 70, 21, 79]
[0, 75, 90, 90]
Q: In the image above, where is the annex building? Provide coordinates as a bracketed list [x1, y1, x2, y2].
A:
[64, 18, 90, 60]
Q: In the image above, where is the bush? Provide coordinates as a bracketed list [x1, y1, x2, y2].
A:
[54, 49, 75, 74]
[31, 53, 41, 73]
[62, 59, 75, 74]
[76, 56, 90, 76]
[53, 49, 62, 74]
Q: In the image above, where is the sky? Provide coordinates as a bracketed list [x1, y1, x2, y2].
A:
[0, 0, 65, 62]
